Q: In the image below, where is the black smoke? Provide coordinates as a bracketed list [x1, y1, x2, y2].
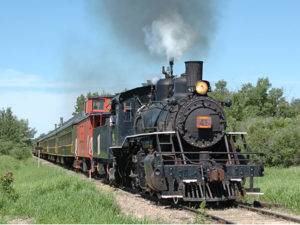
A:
[87, 0, 221, 60]
[61, 0, 222, 94]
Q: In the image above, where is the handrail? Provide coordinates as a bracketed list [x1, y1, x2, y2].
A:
[154, 151, 264, 165]
[155, 151, 264, 155]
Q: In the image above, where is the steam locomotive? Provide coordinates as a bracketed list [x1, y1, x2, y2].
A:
[35, 60, 264, 203]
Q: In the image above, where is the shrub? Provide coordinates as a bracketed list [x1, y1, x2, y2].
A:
[237, 116, 300, 167]
[0, 171, 19, 201]
[0, 140, 31, 160]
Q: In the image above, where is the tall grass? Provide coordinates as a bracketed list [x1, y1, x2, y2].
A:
[0, 156, 149, 224]
[245, 166, 300, 215]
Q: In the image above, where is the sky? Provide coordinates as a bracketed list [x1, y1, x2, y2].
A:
[0, 0, 300, 137]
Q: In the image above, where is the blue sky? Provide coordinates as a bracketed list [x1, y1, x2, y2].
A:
[0, 0, 300, 137]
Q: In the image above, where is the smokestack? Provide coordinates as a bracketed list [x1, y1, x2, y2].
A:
[185, 61, 203, 87]
[60, 117, 63, 126]
[55, 124, 57, 129]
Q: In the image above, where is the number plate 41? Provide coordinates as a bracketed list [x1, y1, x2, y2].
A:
[197, 116, 212, 128]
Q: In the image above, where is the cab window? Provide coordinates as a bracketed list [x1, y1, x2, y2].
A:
[93, 100, 104, 110]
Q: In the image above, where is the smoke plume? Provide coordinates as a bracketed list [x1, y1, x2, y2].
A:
[61, 0, 222, 96]
[88, 0, 220, 61]
[143, 11, 197, 60]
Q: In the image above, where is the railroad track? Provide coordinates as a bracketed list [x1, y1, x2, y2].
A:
[35, 157, 300, 224]
[234, 202, 300, 224]
[178, 204, 235, 224]
[138, 194, 300, 224]
[200, 201, 300, 224]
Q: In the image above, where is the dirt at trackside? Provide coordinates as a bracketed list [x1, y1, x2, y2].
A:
[38, 158, 202, 224]
[96, 183, 199, 224]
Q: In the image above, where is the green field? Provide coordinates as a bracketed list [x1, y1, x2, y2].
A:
[1, 155, 299, 223]
[245, 166, 300, 215]
[0, 155, 150, 224]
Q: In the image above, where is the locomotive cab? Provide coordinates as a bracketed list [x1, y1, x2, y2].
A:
[109, 86, 153, 147]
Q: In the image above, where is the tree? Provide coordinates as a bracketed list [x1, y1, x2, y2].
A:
[209, 77, 300, 166]
[73, 94, 86, 116]
[209, 80, 231, 101]
[282, 98, 300, 117]
[210, 77, 299, 130]
[215, 80, 228, 92]
[0, 108, 36, 159]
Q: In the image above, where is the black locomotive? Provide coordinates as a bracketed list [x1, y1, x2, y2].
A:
[109, 60, 264, 203]
[36, 59, 264, 203]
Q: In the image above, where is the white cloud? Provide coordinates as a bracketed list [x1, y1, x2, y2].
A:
[4, 69, 21, 75]
[0, 69, 107, 89]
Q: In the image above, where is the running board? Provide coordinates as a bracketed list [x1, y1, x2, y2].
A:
[246, 192, 264, 195]
[245, 188, 264, 195]
[162, 195, 183, 199]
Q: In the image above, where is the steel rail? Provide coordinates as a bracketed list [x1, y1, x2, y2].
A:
[179, 205, 235, 224]
[134, 189, 236, 224]
[235, 202, 300, 224]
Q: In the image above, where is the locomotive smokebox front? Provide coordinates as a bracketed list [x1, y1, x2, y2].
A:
[173, 61, 227, 148]
[176, 96, 227, 149]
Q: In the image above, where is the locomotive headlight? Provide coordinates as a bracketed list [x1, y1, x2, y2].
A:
[195, 81, 208, 95]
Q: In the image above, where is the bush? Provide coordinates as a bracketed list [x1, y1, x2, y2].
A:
[237, 116, 300, 167]
[210, 78, 300, 167]
[0, 171, 19, 201]
[0, 140, 31, 160]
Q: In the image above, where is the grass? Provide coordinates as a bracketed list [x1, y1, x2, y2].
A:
[244, 166, 300, 215]
[3, 155, 299, 223]
[0, 155, 151, 224]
